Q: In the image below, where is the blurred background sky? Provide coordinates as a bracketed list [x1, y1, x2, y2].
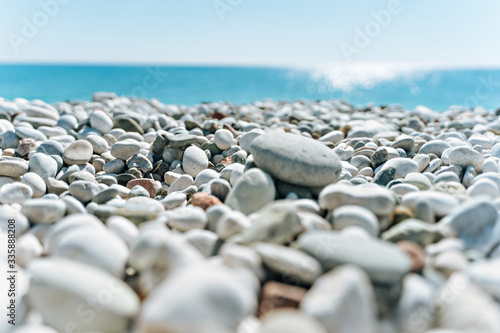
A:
[1, 0, 499, 68]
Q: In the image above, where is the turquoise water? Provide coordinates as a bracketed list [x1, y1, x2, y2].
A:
[1, 64, 500, 111]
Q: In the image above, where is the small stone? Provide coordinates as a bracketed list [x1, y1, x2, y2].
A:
[110, 139, 141, 160]
[252, 242, 322, 285]
[21, 172, 46, 198]
[228, 201, 302, 245]
[160, 192, 187, 210]
[86, 135, 109, 154]
[300, 265, 376, 333]
[63, 140, 93, 165]
[331, 205, 379, 236]
[90, 110, 113, 134]
[128, 185, 150, 197]
[182, 145, 209, 177]
[251, 132, 342, 187]
[68, 180, 101, 203]
[0, 183, 33, 204]
[0, 158, 29, 178]
[216, 210, 251, 240]
[168, 174, 194, 194]
[21, 198, 66, 223]
[28, 153, 58, 180]
[28, 258, 140, 333]
[225, 168, 276, 215]
[447, 146, 484, 171]
[379, 157, 419, 179]
[258, 281, 306, 317]
[214, 129, 235, 150]
[17, 138, 36, 157]
[319, 183, 395, 216]
[114, 117, 144, 134]
[127, 154, 153, 173]
[45, 177, 69, 195]
[126, 178, 161, 198]
[190, 192, 222, 210]
[167, 206, 208, 231]
[396, 241, 426, 273]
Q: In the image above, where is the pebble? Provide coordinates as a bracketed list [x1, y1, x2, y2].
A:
[21, 198, 66, 223]
[251, 132, 341, 187]
[182, 145, 209, 177]
[0, 182, 33, 204]
[62, 140, 93, 165]
[68, 180, 101, 203]
[225, 168, 276, 215]
[90, 110, 113, 134]
[28, 258, 140, 333]
[110, 139, 141, 160]
[331, 205, 379, 236]
[214, 129, 236, 150]
[0, 157, 28, 178]
[319, 183, 395, 216]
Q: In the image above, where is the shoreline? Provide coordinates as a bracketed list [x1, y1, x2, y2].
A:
[1, 92, 500, 332]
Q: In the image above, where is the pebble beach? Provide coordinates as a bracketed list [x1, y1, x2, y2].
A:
[2, 92, 500, 333]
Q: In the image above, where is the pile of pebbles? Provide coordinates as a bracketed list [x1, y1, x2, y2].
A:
[1, 92, 500, 333]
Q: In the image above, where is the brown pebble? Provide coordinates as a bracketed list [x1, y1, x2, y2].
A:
[190, 192, 222, 210]
[2, 148, 16, 157]
[397, 241, 426, 273]
[17, 138, 36, 157]
[258, 281, 307, 318]
[126, 178, 161, 198]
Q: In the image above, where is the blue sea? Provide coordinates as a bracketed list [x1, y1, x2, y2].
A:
[1, 64, 500, 112]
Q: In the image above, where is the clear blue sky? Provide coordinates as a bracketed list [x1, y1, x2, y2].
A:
[0, 0, 499, 67]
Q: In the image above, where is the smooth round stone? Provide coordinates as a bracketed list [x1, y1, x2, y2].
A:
[391, 137, 415, 152]
[298, 231, 411, 284]
[402, 191, 459, 216]
[61, 195, 87, 214]
[106, 216, 139, 247]
[160, 192, 187, 210]
[413, 154, 430, 172]
[403, 172, 432, 190]
[90, 110, 113, 134]
[481, 158, 497, 173]
[110, 139, 141, 160]
[15, 127, 47, 141]
[418, 140, 451, 157]
[139, 264, 255, 333]
[331, 205, 379, 236]
[86, 135, 109, 154]
[162, 147, 183, 164]
[63, 140, 93, 165]
[21, 198, 66, 223]
[0, 158, 28, 178]
[439, 199, 498, 253]
[68, 170, 95, 184]
[167, 206, 208, 232]
[390, 183, 419, 196]
[28, 258, 140, 333]
[350, 155, 371, 170]
[25, 105, 59, 120]
[128, 185, 150, 197]
[379, 157, 419, 179]
[467, 178, 499, 198]
[468, 135, 493, 149]
[300, 266, 375, 333]
[239, 130, 263, 153]
[103, 158, 126, 174]
[446, 146, 484, 171]
[228, 201, 302, 245]
[214, 129, 235, 150]
[114, 117, 144, 134]
[57, 114, 77, 130]
[0, 182, 33, 204]
[319, 183, 395, 216]
[17, 138, 36, 157]
[216, 210, 251, 240]
[251, 132, 341, 187]
[251, 242, 322, 285]
[183, 229, 218, 258]
[51, 227, 129, 276]
[319, 130, 344, 144]
[434, 171, 460, 184]
[68, 180, 101, 203]
[225, 168, 276, 215]
[194, 169, 219, 187]
[28, 153, 58, 180]
[168, 174, 194, 194]
[333, 143, 354, 161]
[127, 154, 153, 173]
[36, 140, 64, 156]
[182, 145, 209, 177]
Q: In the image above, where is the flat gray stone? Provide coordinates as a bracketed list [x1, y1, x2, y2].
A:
[251, 132, 341, 187]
